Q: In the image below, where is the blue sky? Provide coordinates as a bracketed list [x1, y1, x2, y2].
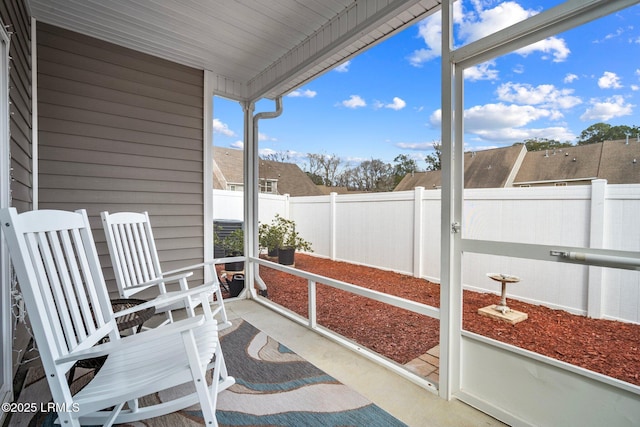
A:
[213, 0, 640, 170]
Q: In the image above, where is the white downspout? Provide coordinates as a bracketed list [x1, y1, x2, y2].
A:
[245, 97, 283, 297]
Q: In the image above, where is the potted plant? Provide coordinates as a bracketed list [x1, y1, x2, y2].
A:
[259, 221, 283, 258]
[214, 226, 244, 271]
[260, 214, 312, 266]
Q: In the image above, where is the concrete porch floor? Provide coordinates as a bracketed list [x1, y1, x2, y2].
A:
[225, 298, 505, 427]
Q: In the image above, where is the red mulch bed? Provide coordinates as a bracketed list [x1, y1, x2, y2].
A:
[255, 253, 640, 386]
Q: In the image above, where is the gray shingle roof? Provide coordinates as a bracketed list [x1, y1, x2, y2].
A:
[514, 139, 640, 185]
[394, 145, 525, 191]
[213, 146, 322, 196]
[598, 139, 640, 184]
[514, 144, 601, 184]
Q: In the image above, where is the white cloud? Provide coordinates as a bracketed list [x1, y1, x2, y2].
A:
[470, 126, 575, 142]
[258, 132, 277, 142]
[334, 61, 351, 72]
[580, 95, 634, 121]
[259, 147, 276, 157]
[408, 1, 463, 67]
[409, 1, 570, 66]
[288, 89, 317, 98]
[463, 103, 552, 131]
[465, 61, 499, 81]
[430, 103, 575, 143]
[594, 27, 631, 43]
[496, 82, 582, 109]
[458, 1, 535, 43]
[408, 18, 442, 66]
[213, 118, 235, 137]
[428, 109, 441, 128]
[631, 85, 639, 91]
[598, 71, 623, 89]
[515, 36, 570, 62]
[564, 73, 578, 84]
[339, 95, 366, 109]
[385, 97, 407, 110]
[395, 142, 435, 150]
[230, 141, 243, 149]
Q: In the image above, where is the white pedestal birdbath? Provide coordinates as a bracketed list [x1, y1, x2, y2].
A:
[478, 273, 528, 324]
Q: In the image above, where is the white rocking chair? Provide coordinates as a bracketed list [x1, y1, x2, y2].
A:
[100, 211, 231, 328]
[0, 208, 234, 426]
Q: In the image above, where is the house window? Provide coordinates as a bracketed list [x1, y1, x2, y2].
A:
[227, 183, 243, 192]
[259, 179, 278, 194]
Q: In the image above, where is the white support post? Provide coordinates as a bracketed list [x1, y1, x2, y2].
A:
[203, 71, 214, 282]
[587, 179, 606, 318]
[439, 0, 459, 401]
[284, 193, 291, 219]
[413, 187, 424, 278]
[31, 17, 38, 210]
[308, 280, 317, 328]
[330, 192, 337, 261]
[243, 101, 258, 297]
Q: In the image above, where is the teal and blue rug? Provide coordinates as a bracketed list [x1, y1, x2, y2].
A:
[11, 320, 406, 426]
[213, 320, 407, 426]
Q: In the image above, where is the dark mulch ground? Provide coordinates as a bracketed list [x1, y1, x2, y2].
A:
[254, 253, 640, 386]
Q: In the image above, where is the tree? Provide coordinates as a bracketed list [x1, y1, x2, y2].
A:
[424, 142, 442, 171]
[577, 123, 640, 145]
[355, 158, 394, 192]
[261, 151, 293, 162]
[305, 153, 342, 186]
[513, 137, 573, 152]
[392, 154, 420, 186]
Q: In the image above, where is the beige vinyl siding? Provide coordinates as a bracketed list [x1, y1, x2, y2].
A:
[2, 0, 32, 213]
[1, 0, 32, 381]
[36, 23, 205, 293]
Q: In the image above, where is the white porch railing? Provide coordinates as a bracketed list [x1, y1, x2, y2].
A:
[249, 256, 440, 392]
[213, 180, 640, 324]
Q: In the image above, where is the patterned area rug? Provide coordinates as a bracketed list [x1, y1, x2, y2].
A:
[8, 320, 407, 426]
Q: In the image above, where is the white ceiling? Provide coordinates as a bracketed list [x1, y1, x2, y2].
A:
[28, 0, 441, 101]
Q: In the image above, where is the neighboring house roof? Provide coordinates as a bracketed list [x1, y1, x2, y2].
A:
[213, 147, 323, 196]
[598, 139, 640, 184]
[394, 145, 526, 191]
[394, 170, 442, 191]
[514, 144, 602, 185]
[396, 139, 640, 190]
[514, 139, 640, 186]
[213, 147, 244, 188]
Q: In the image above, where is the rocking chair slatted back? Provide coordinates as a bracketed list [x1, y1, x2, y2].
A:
[102, 211, 164, 297]
[101, 210, 232, 328]
[0, 208, 114, 361]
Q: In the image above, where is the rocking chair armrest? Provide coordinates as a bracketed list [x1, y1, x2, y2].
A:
[126, 271, 194, 291]
[162, 256, 241, 276]
[163, 259, 222, 274]
[114, 284, 217, 318]
[57, 315, 207, 364]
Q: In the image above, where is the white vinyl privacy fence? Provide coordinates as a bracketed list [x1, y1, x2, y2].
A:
[213, 181, 640, 324]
